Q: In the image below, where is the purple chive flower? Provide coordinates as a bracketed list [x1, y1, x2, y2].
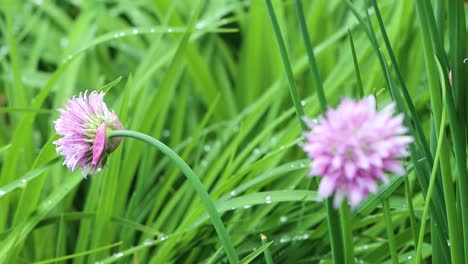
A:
[302, 96, 413, 209]
[54, 91, 124, 177]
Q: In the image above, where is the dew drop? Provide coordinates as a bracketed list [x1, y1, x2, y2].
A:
[279, 236, 289, 243]
[290, 164, 296, 168]
[279, 216, 288, 223]
[113, 252, 124, 258]
[301, 100, 307, 106]
[21, 179, 27, 188]
[253, 148, 261, 155]
[230, 190, 237, 197]
[167, 28, 173, 33]
[163, 130, 170, 138]
[299, 162, 306, 168]
[132, 29, 139, 34]
[150, 28, 156, 33]
[143, 239, 153, 246]
[302, 234, 309, 240]
[119, 32, 125, 37]
[34, 0, 43, 5]
[0, 190, 5, 197]
[195, 22, 205, 29]
[407, 256, 412, 260]
[201, 160, 208, 167]
[265, 195, 272, 204]
[113, 33, 120, 38]
[243, 205, 251, 209]
[159, 235, 168, 241]
[60, 38, 68, 47]
[203, 145, 211, 152]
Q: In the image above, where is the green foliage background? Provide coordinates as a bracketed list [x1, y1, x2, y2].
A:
[0, 0, 465, 263]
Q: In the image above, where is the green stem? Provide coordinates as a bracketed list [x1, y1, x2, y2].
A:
[264, 0, 306, 130]
[294, 0, 327, 112]
[108, 130, 239, 264]
[260, 234, 273, 264]
[404, 177, 418, 248]
[265, 1, 344, 263]
[415, 98, 446, 263]
[383, 199, 398, 264]
[340, 203, 354, 264]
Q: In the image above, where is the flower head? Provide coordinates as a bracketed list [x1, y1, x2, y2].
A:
[302, 96, 413, 209]
[54, 91, 124, 177]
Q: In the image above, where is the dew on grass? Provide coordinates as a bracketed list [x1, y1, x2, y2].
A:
[265, 195, 272, 204]
[407, 256, 412, 260]
[21, 179, 27, 188]
[159, 235, 168, 241]
[299, 162, 306, 168]
[143, 239, 153, 246]
[132, 29, 139, 34]
[119, 32, 126, 37]
[167, 28, 173, 33]
[279, 216, 288, 223]
[195, 22, 205, 29]
[150, 28, 156, 33]
[302, 234, 309, 240]
[113, 252, 124, 258]
[60, 38, 68, 47]
[301, 100, 307, 106]
[253, 148, 261, 155]
[113, 33, 120, 38]
[243, 205, 251, 209]
[0, 189, 5, 197]
[279, 236, 289, 243]
[34, 0, 43, 5]
[203, 145, 211, 152]
[201, 160, 208, 167]
[163, 130, 170, 138]
[230, 190, 237, 197]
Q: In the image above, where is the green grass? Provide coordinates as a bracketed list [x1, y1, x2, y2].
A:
[0, 0, 466, 263]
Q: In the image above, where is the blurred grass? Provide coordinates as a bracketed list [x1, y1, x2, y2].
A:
[0, 0, 462, 263]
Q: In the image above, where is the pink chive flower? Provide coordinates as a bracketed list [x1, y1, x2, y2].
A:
[54, 91, 124, 177]
[302, 96, 413, 209]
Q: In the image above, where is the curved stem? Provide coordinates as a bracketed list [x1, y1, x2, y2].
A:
[108, 130, 239, 263]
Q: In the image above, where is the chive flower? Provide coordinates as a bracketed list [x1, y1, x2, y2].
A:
[302, 96, 413, 209]
[54, 91, 124, 177]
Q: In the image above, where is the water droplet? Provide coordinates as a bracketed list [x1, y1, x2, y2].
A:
[21, 179, 27, 188]
[301, 100, 307, 106]
[280, 146, 285, 150]
[230, 190, 237, 196]
[253, 148, 261, 155]
[143, 239, 153, 246]
[204, 145, 211, 152]
[34, 0, 43, 5]
[119, 32, 125, 37]
[265, 195, 272, 204]
[113, 33, 120, 38]
[150, 28, 156, 33]
[132, 29, 139, 34]
[60, 38, 68, 47]
[279, 236, 289, 243]
[302, 234, 309, 240]
[0, 190, 5, 197]
[163, 130, 170, 138]
[167, 28, 173, 33]
[230, 207, 235, 211]
[195, 22, 205, 29]
[201, 160, 208, 167]
[159, 235, 168, 241]
[252, 247, 257, 252]
[113, 252, 124, 258]
[290, 164, 296, 168]
[243, 205, 251, 209]
[407, 256, 412, 260]
[96, 167, 102, 172]
[280, 216, 288, 223]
